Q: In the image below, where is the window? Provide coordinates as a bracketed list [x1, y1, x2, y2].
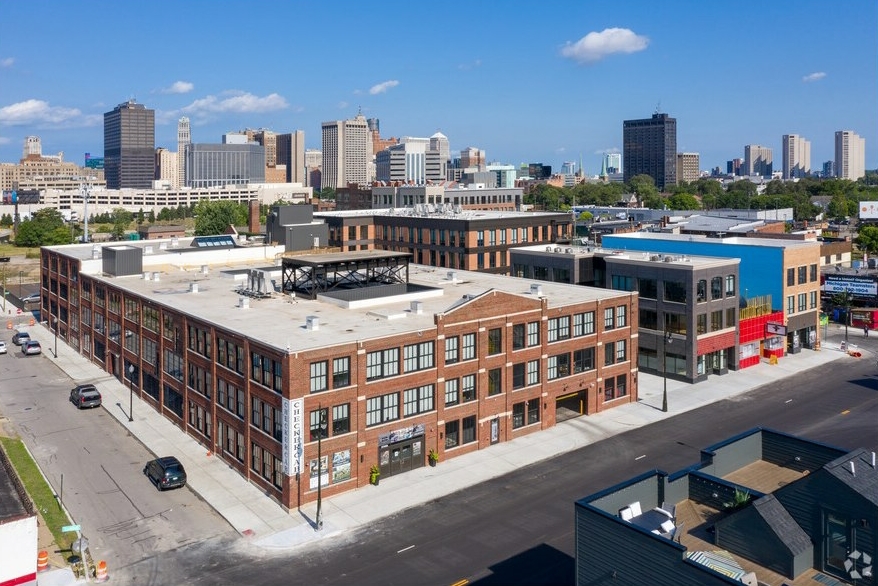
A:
[786, 267, 795, 286]
[810, 264, 818, 282]
[810, 291, 818, 309]
[548, 353, 570, 379]
[487, 328, 503, 355]
[573, 348, 594, 373]
[333, 403, 350, 435]
[527, 360, 540, 385]
[611, 275, 635, 290]
[477, 230, 484, 246]
[787, 295, 794, 315]
[512, 402, 525, 429]
[309, 408, 328, 441]
[445, 420, 459, 448]
[605, 374, 628, 401]
[639, 308, 657, 330]
[603, 308, 615, 330]
[711, 310, 723, 331]
[711, 277, 723, 300]
[697, 279, 707, 302]
[798, 266, 807, 285]
[462, 333, 476, 361]
[403, 385, 434, 417]
[605, 344, 614, 366]
[462, 374, 477, 402]
[443, 337, 460, 366]
[512, 363, 526, 389]
[310, 361, 328, 393]
[616, 305, 627, 328]
[726, 308, 737, 329]
[445, 379, 459, 406]
[573, 312, 594, 337]
[616, 340, 627, 362]
[664, 281, 687, 303]
[697, 314, 707, 335]
[548, 316, 570, 342]
[639, 278, 657, 299]
[366, 392, 399, 426]
[527, 398, 540, 425]
[163, 350, 183, 381]
[462, 416, 476, 444]
[725, 275, 735, 297]
[512, 324, 525, 350]
[366, 348, 399, 380]
[404, 341, 434, 372]
[527, 321, 540, 346]
[487, 368, 502, 396]
[798, 293, 807, 312]
[333, 357, 350, 388]
[513, 399, 541, 429]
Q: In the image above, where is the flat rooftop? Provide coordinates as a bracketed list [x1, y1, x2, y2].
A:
[53, 240, 630, 353]
[604, 231, 820, 250]
[511, 243, 740, 269]
[315, 208, 570, 220]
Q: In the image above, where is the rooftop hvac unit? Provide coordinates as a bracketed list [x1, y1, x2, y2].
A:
[144, 246, 154, 255]
[554, 247, 562, 252]
[91, 245, 100, 260]
[143, 271, 151, 281]
[238, 296, 249, 309]
[530, 284, 544, 297]
[546, 246, 553, 252]
[446, 271, 458, 283]
[410, 301, 423, 314]
[566, 248, 573, 253]
[305, 316, 320, 331]
[201, 265, 209, 275]
[171, 237, 179, 248]
[189, 282, 199, 294]
[159, 242, 167, 250]
[152, 272, 160, 281]
[664, 256, 674, 262]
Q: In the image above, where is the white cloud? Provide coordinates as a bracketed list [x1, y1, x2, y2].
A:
[594, 147, 621, 155]
[0, 57, 13, 68]
[802, 71, 826, 82]
[369, 80, 399, 95]
[561, 28, 649, 64]
[458, 59, 482, 70]
[161, 81, 194, 94]
[0, 99, 84, 126]
[156, 91, 287, 124]
[338, 101, 349, 109]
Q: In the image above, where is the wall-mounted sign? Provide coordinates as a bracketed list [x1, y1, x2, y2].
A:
[766, 322, 787, 336]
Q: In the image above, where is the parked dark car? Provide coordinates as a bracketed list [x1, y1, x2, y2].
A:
[70, 384, 102, 409]
[11, 331, 30, 345]
[144, 456, 187, 491]
[21, 340, 41, 355]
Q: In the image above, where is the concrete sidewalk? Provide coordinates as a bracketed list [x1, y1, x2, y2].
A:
[29, 321, 863, 554]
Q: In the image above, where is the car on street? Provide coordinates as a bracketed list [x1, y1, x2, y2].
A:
[144, 456, 187, 491]
[0, 341, 6, 354]
[70, 385, 102, 409]
[21, 293, 41, 304]
[21, 340, 42, 355]
[11, 331, 30, 345]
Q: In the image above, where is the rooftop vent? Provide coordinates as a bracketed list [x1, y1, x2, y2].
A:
[446, 271, 458, 283]
[565, 247, 573, 253]
[91, 245, 100, 260]
[410, 301, 423, 314]
[546, 246, 553, 252]
[238, 296, 249, 309]
[159, 242, 167, 250]
[143, 271, 151, 281]
[144, 246, 154, 255]
[189, 282, 199, 294]
[305, 316, 320, 331]
[171, 237, 179, 248]
[201, 265, 209, 275]
[152, 272, 160, 282]
[530, 284, 544, 297]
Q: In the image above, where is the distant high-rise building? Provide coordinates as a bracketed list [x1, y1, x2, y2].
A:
[461, 147, 486, 171]
[23, 136, 41, 158]
[782, 134, 811, 179]
[676, 152, 700, 184]
[155, 147, 177, 186]
[305, 149, 322, 189]
[727, 158, 743, 176]
[743, 145, 773, 177]
[276, 131, 306, 184]
[428, 132, 450, 182]
[605, 153, 622, 174]
[823, 160, 836, 178]
[527, 163, 552, 179]
[185, 142, 265, 188]
[176, 117, 190, 188]
[104, 100, 155, 189]
[623, 112, 677, 190]
[835, 130, 866, 180]
[321, 114, 371, 190]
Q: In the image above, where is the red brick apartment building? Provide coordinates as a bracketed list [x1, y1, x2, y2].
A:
[40, 240, 636, 510]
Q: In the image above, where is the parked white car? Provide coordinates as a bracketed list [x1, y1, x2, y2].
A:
[0, 341, 7, 354]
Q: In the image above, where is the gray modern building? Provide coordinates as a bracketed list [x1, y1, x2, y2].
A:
[623, 112, 677, 191]
[185, 143, 266, 188]
[104, 100, 155, 190]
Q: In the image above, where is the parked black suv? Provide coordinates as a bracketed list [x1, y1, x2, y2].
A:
[144, 456, 187, 491]
[11, 331, 30, 345]
[70, 384, 102, 409]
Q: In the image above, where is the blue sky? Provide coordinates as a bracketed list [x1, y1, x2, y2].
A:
[1, 0, 875, 176]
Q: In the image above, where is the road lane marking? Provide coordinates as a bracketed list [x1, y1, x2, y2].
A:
[635, 455, 646, 460]
[398, 544, 415, 554]
[841, 409, 850, 415]
[450, 580, 469, 586]
[785, 399, 793, 403]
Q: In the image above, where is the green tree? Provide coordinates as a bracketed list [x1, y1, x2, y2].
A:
[193, 200, 248, 236]
[667, 193, 701, 210]
[627, 174, 658, 200]
[14, 208, 71, 247]
[148, 210, 156, 223]
[855, 225, 878, 255]
[0, 213, 12, 226]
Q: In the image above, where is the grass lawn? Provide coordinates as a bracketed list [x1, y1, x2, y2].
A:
[0, 436, 74, 551]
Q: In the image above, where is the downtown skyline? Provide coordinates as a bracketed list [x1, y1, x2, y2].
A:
[0, 0, 875, 175]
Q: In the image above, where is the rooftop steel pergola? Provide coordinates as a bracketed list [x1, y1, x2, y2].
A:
[281, 250, 411, 300]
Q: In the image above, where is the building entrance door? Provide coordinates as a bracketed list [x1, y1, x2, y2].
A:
[378, 435, 424, 478]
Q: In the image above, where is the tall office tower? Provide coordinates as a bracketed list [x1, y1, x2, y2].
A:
[103, 100, 155, 189]
[155, 147, 177, 185]
[185, 142, 265, 188]
[376, 140, 427, 183]
[460, 147, 486, 171]
[623, 112, 677, 191]
[23, 136, 41, 158]
[727, 158, 743, 176]
[676, 152, 700, 184]
[835, 130, 866, 180]
[176, 117, 190, 188]
[782, 134, 811, 179]
[428, 132, 449, 182]
[605, 152, 622, 174]
[276, 131, 306, 184]
[823, 160, 836, 178]
[743, 145, 773, 177]
[248, 129, 277, 166]
[305, 149, 322, 189]
[321, 114, 371, 189]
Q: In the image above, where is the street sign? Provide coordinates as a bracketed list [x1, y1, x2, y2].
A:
[61, 524, 81, 532]
[766, 322, 787, 336]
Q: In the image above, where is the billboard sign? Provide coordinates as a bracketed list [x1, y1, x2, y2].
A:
[281, 397, 304, 476]
[859, 201, 878, 220]
[824, 275, 878, 297]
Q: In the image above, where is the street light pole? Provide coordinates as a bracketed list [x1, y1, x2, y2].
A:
[128, 364, 135, 422]
[662, 329, 673, 413]
[316, 405, 327, 531]
[52, 317, 58, 358]
[19, 270, 22, 299]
